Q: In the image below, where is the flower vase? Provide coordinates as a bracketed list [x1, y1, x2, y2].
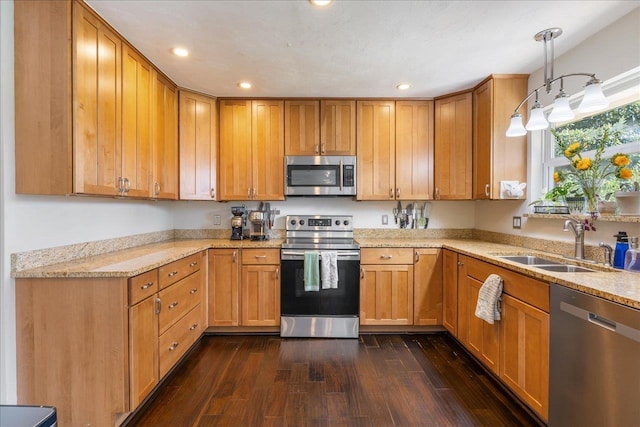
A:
[579, 180, 600, 214]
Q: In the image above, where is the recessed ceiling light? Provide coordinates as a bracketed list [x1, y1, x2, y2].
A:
[172, 47, 189, 57]
[397, 83, 411, 90]
[238, 82, 252, 89]
[309, 0, 332, 6]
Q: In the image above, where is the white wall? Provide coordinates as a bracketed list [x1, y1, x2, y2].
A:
[475, 8, 640, 246]
[0, 0, 175, 403]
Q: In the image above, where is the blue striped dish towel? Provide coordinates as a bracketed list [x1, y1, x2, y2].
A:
[304, 251, 320, 292]
[475, 274, 503, 324]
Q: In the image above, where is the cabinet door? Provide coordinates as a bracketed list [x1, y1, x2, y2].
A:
[208, 249, 240, 326]
[357, 100, 396, 200]
[442, 249, 459, 335]
[473, 79, 493, 199]
[434, 92, 472, 200]
[151, 72, 178, 200]
[73, 4, 122, 196]
[241, 265, 281, 326]
[320, 100, 356, 155]
[285, 100, 319, 155]
[458, 269, 500, 375]
[219, 99, 253, 200]
[501, 294, 549, 420]
[179, 91, 218, 200]
[129, 295, 159, 409]
[395, 101, 434, 200]
[122, 44, 153, 197]
[252, 100, 285, 200]
[413, 249, 442, 326]
[360, 264, 413, 325]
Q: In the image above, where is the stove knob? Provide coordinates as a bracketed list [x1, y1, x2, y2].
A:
[335, 220, 341, 226]
[343, 220, 350, 226]
[290, 219, 297, 226]
[299, 220, 305, 225]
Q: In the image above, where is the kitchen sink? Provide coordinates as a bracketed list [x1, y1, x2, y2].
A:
[499, 255, 562, 265]
[535, 264, 594, 273]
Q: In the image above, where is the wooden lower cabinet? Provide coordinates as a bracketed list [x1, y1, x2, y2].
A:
[15, 252, 207, 426]
[241, 249, 281, 326]
[500, 294, 549, 420]
[413, 248, 443, 325]
[208, 249, 240, 326]
[442, 249, 459, 335]
[360, 264, 414, 325]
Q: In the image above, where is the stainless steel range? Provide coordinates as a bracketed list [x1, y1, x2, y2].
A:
[280, 215, 360, 338]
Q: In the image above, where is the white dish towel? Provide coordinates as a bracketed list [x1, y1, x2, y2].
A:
[475, 274, 503, 324]
[320, 251, 339, 289]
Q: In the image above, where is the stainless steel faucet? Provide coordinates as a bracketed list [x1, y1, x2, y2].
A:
[563, 218, 585, 259]
[599, 242, 613, 267]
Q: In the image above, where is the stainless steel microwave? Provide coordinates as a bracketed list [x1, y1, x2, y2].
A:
[285, 156, 356, 196]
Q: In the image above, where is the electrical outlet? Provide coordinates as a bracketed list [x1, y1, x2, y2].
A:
[512, 216, 522, 229]
[213, 215, 221, 225]
[382, 214, 388, 225]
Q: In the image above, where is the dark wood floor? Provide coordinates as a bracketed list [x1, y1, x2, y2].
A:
[127, 334, 541, 427]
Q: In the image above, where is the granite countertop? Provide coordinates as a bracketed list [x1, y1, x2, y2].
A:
[13, 237, 640, 310]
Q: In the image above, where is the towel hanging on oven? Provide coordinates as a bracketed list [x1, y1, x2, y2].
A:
[320, 251, 339, 289]
[304, 251, 320, 292]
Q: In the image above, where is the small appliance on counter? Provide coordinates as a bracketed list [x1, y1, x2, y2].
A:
[230, 206, 246, 240]
[248, 202, 274, 241]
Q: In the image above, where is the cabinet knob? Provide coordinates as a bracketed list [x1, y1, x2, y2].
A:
[140, 282, 153, 290]
[189, 323, 199, 331]
[485, 184, 490, 197]
[169, 341, 179, 351]
[189, 288, 198, 294]
[168, 301, 179, 309]
[210, 188, 216, 199]
[457, 261, 463, 266]
[168, 271, 178, 277]
[189, 261, 198, 268]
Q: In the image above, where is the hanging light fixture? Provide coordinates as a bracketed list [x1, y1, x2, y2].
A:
[506, 28, 610, 137]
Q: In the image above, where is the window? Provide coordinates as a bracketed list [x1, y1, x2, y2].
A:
[543, 73, 640, 200]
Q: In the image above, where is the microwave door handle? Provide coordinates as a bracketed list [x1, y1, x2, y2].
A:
[339, 160, 343, 191]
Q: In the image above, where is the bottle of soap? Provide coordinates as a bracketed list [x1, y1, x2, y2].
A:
[613, 231, 629, 269]
[624, 237, 640, 272]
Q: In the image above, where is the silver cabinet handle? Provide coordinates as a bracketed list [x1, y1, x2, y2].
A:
[275, 267, 279, 280]
[255, 255, 267, 259]
[190, 323, 199, 331]
[155, 297, 161, 315]
[168, 301, 178, 309]
[168, 271, 178, 277]
[140, 282, 153, 290]
[315, 144, 320, 154]
[415, 251, 420, 263]
[123, 177, 131, 193]
[321, 143, 326, 154]
[396, 188, 400, 198]
[117, 177, 124, 194]
[435, 187, 440, 200]
[210, 188, 215, 199]
[248, 188, 251, 198]
[339, 159, 343, 191]
[389, 188, 394, 199]
[189, 288, 198, 294]
[380, 255, 393, 260]
[232, 250, 237, 263]
[360, 267, 365, 279]
[169, 341, 179, 351]
[485, 184, 490, 197]
[189, 261, 198, 267]
[154, 182, 160, 195]
[457, 261, 463, 267]
[253, 188, 257, 199]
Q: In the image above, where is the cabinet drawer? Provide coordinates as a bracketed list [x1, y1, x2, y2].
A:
[129, 269, 159, 305]
[461, 255, 549, 312]
[158, 252, 202, 290]
[241, 249, 280, 265]
[159, 304, 203, 378]
[361, 248, 414, 265]
[158, 269, 203, 334]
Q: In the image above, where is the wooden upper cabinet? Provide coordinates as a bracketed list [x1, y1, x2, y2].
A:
[219, 99, 284, 201]
[121, 44, 153, 198]
[151, 73, 178, 200]
[434, 91, 473, 200]
[395, 100, 434, 200]
[284, 100, 320, 155]
[320, 100, 356, 155]
[252, 100, 285, 201]
[219, 99, 253, 200]
[473, 75, 529, 200]
[179, 91, 218, 200]
[357, 100, 396, 200]
[73, 4, 122, 196]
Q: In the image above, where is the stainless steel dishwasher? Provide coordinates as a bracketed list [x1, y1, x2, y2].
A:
[550, 284, 640, 426]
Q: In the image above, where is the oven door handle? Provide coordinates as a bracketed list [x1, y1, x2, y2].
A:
[281, 250, 360, 258]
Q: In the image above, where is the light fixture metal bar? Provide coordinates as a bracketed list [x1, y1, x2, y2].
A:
[511, 73, 598, 114]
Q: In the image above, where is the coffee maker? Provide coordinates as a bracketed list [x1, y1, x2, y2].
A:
[248, 202, 272, 241]
[230, 206, 246, 240]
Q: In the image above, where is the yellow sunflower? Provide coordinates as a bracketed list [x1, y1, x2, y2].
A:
[618, 168, 633, 180]
[612, 154, 630, 167]
[575, 157, 592, 171]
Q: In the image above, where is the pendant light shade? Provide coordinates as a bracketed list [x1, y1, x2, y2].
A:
[525, 103, 549, 131]
[506, 113, 527, 137]
[578, 79, 609, 113]
[548, 94, 575, 123]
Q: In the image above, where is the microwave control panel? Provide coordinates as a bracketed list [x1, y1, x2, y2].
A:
[343, 165, 355, 187]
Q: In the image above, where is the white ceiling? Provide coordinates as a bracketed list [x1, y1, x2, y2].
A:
[85, 0, 639, 98]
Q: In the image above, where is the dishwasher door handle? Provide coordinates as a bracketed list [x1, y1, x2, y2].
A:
[561, 301, 640, 343]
